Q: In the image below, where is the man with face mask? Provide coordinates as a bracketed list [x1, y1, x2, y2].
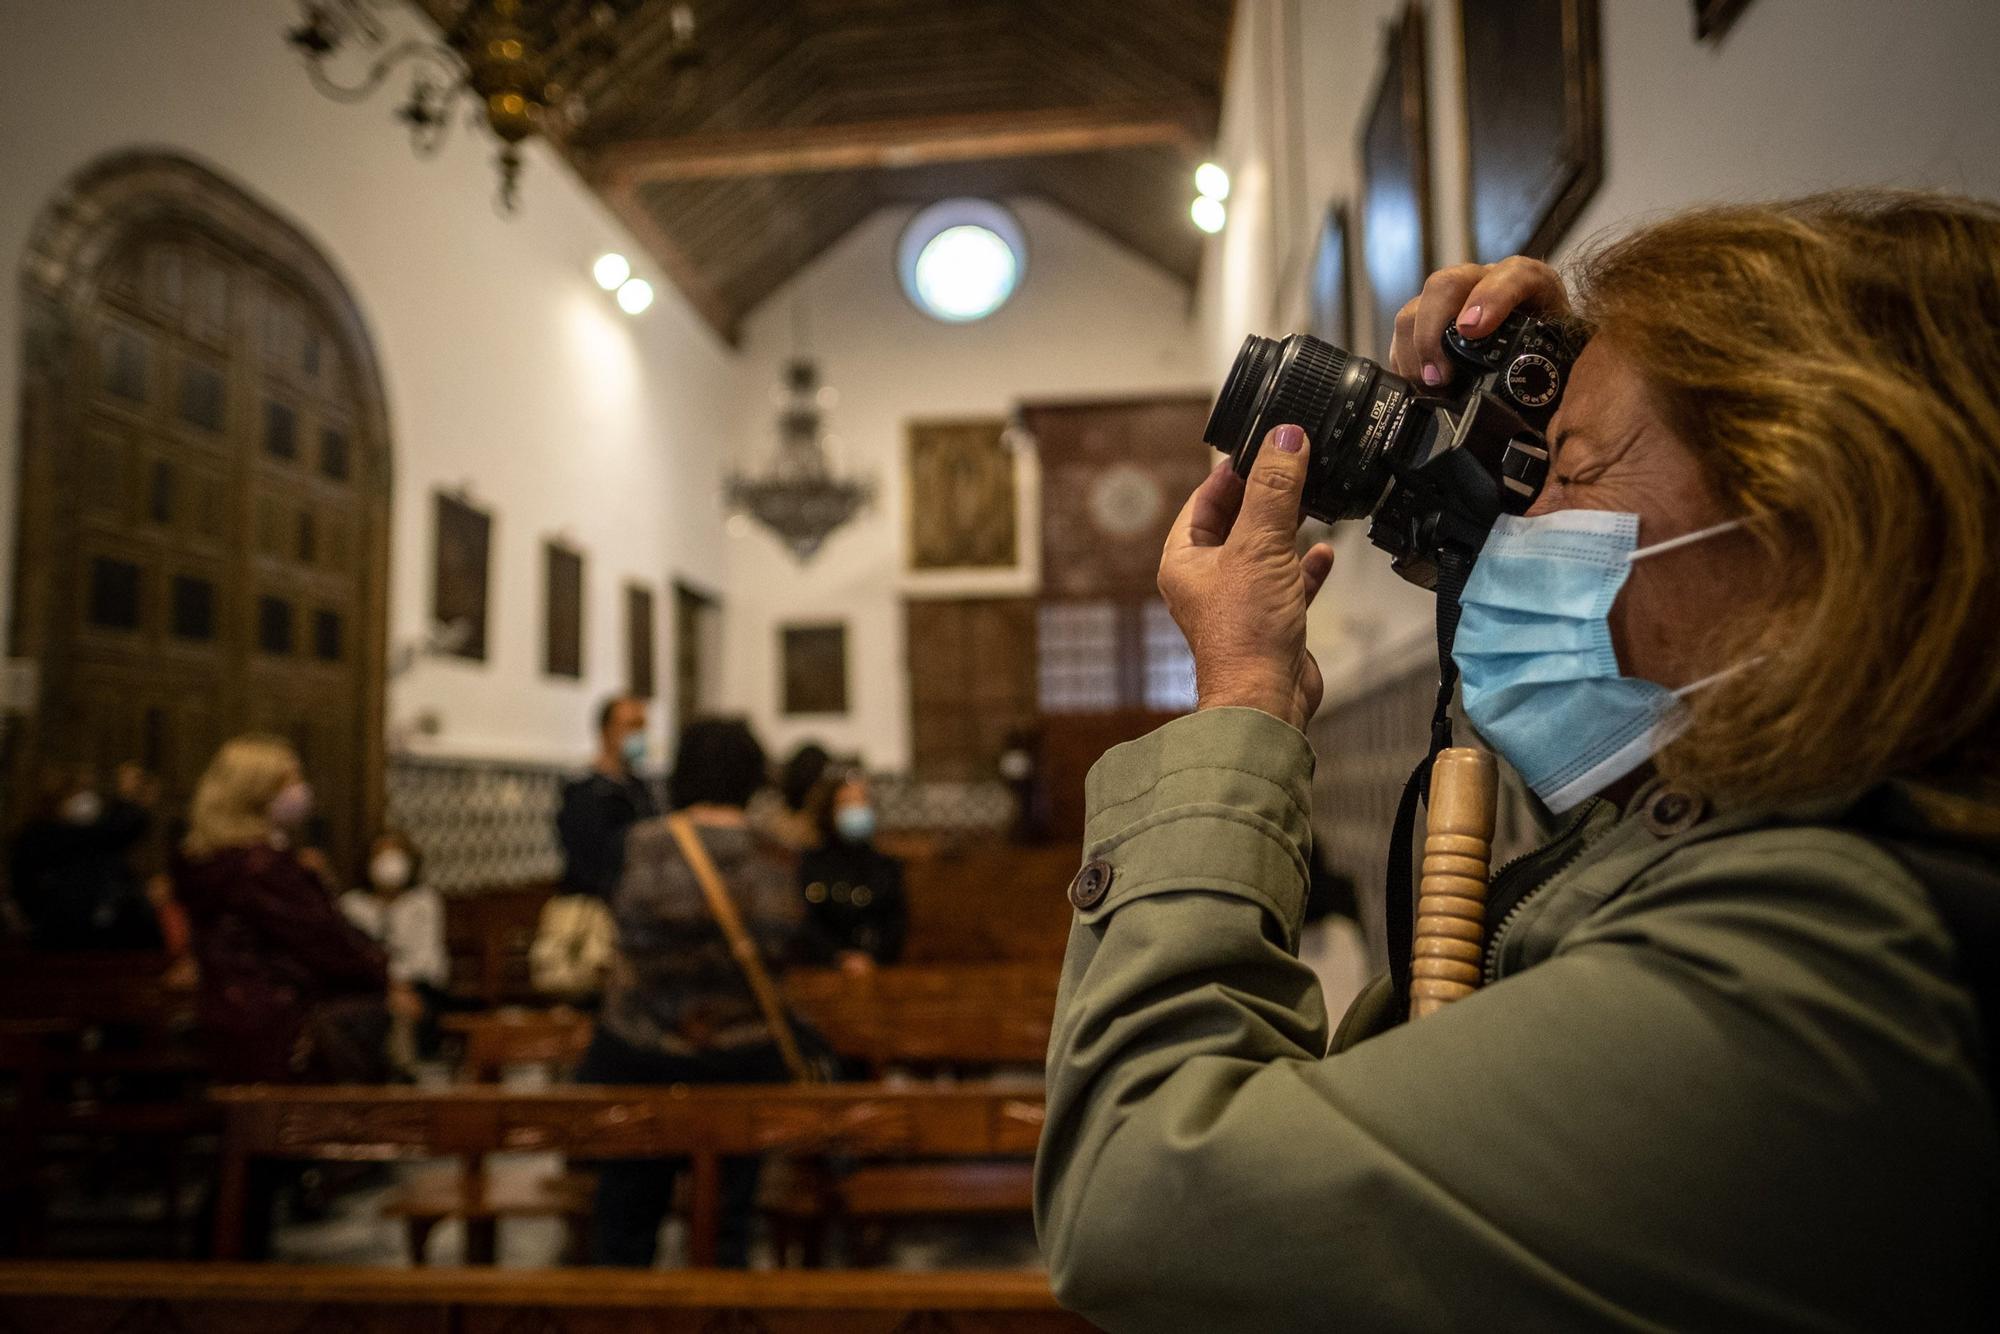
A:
[8, 761, 162, 950]
[556, 696, 661, 901]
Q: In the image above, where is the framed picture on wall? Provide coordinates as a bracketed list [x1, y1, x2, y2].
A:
[432, 491, 490, 662]
[1359, 2, 1432, 358]
[906, 418, 1018, 572]
[626, 582, 656, 700]
[1694, 0, 1754, 40]
[1459, 0, 1604, 263]
[1307, 202, 1353, 348]
[781, 622, 849, 716]
[543, 540, 583, 679]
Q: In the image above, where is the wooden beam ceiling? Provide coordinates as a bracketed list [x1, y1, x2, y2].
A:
[591, 103, 1207, 189]
[516, 0, 1235, 343]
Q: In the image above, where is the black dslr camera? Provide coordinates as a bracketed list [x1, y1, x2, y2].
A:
[1202, 311, 1581, 587]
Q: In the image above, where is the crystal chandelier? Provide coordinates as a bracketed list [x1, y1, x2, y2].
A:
[286, 0, 697, 210]
[727, 361, 875, 562]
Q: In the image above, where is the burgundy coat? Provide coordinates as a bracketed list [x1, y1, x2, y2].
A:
[172, 843, 387, 1082]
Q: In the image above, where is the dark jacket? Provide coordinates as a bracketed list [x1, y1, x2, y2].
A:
[797, 840, 908, 964]
[173, 842, 387, 1082]
[1037, 708, 1997, 1333]
[9, 800, 160, 949]
[601, 818, 803, 1056]
[557, 770, 659, 899]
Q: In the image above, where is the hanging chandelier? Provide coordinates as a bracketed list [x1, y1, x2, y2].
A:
[286, 0, 697, 210]
[727, 361, 875, 562]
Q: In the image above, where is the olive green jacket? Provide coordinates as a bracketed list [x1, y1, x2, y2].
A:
[1036, 708, 1997, 1332]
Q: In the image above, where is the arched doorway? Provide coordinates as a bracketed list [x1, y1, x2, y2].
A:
[8, 152, 391, 880]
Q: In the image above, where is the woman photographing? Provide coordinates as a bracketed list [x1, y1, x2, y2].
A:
[1036, 191, 2000, 1331]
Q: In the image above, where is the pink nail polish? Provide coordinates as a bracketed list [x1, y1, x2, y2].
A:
[1458, 304, 1483, 330]
[1421, 363, 1442, 387]
[1273, 424, 1305, 454]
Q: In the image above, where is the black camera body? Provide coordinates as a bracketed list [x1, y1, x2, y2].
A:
[1203, 311, 1580, 587]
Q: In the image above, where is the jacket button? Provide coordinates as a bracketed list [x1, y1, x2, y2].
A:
[1069, 859, 1113, 910]
[1643, 786, 1706, 837]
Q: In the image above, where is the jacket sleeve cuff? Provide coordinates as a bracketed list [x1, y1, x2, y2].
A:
[1076, 707, 1315, 948]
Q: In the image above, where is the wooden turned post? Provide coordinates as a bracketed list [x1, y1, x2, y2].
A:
[1409, 747, 1498, 1021]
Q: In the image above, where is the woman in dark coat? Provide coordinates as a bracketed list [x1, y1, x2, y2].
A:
[796, 767, 907, 967]
[172, 734, 389, 1085]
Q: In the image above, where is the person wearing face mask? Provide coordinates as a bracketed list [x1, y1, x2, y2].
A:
[1037, 193, 2000, 1333]
[172, 735, 389, 1089]
[796, 766, 907, 968]
[555, 695, 661, 901]
[8, 761, 161, 950]
[339, 831, 447, 1066]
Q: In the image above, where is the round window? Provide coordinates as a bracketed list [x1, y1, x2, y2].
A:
[897, 199, 1025, 323]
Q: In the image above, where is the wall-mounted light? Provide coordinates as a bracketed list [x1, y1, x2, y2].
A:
[615, 278, 655, 315]
[593, 252, 632, 290]
[1190, 162, 1230, 234]
[1191, 195, 1227, 234]
[591, 252, 655, 316]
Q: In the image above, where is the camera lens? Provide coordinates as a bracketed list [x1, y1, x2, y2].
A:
[1203, 333, 1421, 523]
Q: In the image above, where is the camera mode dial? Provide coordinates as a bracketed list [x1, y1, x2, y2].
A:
[1505, 353, 1561, 408]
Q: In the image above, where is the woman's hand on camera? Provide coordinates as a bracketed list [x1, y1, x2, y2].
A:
[1159, 426, 1336, 732]
[1390, 256, 1571, 388]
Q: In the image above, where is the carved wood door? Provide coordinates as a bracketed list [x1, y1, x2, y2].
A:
[12, 182, 387, 880]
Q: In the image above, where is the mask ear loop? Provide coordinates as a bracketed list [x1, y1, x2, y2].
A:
[1625, 518, 1743, 563]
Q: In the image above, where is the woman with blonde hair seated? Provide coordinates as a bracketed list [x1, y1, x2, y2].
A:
[173, 735, 391, 1087]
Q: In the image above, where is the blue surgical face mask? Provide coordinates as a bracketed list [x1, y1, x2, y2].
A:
[1452, 510, 1742, 812]
[834, 805, 877, 845]
[621, 732, 648, 769]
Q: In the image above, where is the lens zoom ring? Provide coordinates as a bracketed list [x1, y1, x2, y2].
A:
[1266, 337, 1347, 439]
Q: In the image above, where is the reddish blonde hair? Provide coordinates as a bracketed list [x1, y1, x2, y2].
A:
[1571, 190, 2000, 811]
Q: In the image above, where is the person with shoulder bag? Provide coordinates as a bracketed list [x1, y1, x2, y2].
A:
[573, 717, 814, 1267]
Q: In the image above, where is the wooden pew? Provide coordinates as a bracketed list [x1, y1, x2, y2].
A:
[442, 885, 552, 1007]
[209, 1083, 1046, 1268]
[888, 838, 1083, 963]
[0, 952, 213, 1257]
[784, 962, 1060, 1075]
[384, 1009, 598, 1263]
[0, 1261, 1095, 1332]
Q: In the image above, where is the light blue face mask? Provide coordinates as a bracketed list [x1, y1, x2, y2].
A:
[621, 732, 648, 769]
[1452, 509, 1742, 813]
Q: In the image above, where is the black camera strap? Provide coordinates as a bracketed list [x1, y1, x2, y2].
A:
[1382, 544, 1473, 1019]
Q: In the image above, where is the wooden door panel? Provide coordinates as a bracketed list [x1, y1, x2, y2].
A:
[10, 212, 383, 883]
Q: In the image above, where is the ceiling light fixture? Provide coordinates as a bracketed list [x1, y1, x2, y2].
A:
[593, 252, 631, 290]
[286, 0, 699, 210]
[1195, 162, 1231, 201]
[726, 361, 875, 561]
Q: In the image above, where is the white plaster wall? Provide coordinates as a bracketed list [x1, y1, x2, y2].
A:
[1204, 0, 2000, 708]
[721, 199, 1206, 769]
[0, 0, 739, 767]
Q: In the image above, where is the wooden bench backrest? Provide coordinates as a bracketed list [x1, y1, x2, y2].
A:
[0, 951, 194, 1028]
[785, 962, 1060, 1071]
[446, 1010, 594, 1082]
[0, 1262, 1092, 1331]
